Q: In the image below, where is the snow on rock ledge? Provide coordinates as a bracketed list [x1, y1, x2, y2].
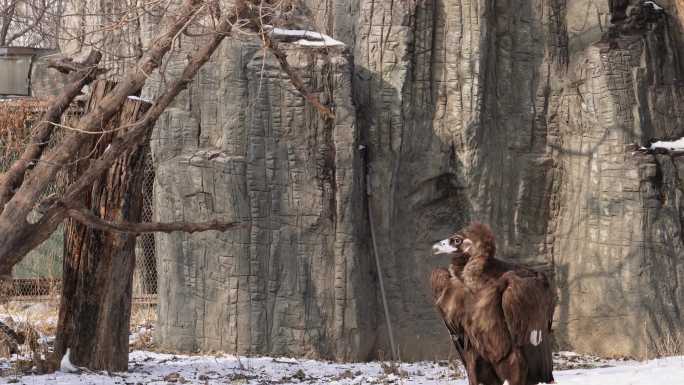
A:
[266, 25, 345, 48]
[649, 137, 684, 151]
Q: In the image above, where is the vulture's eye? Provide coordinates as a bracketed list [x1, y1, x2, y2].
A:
[451, 238, 462, 246]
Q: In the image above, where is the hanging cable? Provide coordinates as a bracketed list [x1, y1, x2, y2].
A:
[363, 146, 398, 361]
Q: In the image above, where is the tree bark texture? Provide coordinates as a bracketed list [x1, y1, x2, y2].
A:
[54, 81, 152, 371]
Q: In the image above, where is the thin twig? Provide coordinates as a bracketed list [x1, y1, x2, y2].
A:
[247, 6, 336, 121]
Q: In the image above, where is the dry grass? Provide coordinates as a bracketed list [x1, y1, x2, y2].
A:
[651, 330, 684, 358]
[0, 300, 59, 338]
[130, 302, 157, 327]
[0, 98, 49, 155]
[129, 303, 158, 351]
[0, 300, 159, 354]
[0, 300, 161, 377]
[0, 300, 58, 376]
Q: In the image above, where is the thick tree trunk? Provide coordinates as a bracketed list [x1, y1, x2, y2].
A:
[54, 81, 151, 371]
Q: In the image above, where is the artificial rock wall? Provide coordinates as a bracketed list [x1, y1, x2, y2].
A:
[150, 42, 375, 359]
[148, 0, 684, 360]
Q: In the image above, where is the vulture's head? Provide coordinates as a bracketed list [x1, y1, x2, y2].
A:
[432, 222, 496, 258]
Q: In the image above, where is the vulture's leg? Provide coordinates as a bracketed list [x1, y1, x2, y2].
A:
[456, 336, 502, 385]
[474, 355, 504, 385]
[493, 348, 527, 385]
[446, 331, 474, 383]
[461, 346, 480, 385]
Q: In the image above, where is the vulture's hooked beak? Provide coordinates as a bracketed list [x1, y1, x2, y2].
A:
[432, 238, 458, 255]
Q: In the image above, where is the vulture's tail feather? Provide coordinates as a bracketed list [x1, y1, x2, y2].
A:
[522, 332, 554, 384]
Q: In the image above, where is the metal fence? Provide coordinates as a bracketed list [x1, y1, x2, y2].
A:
[133, 152, 158, 302]
[0, 98, 158, 303]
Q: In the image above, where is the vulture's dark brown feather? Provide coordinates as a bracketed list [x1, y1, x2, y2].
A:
[431, 266, 502, 385]
[432, 222, 556, 385]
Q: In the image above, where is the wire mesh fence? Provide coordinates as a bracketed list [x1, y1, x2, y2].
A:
[133, 151, 158, 301]
[0, 98, 158, 304]
[0, 98, 65, 301]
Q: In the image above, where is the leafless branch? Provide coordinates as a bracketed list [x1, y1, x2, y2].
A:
[0, 0, 208, 275]
[0, 50, 103, 209]
[47, 54, 107, 75]
[247, 7, 335, 121]
[0, 0, 337, 277]
[5, 0, 48, 45]
[263, 34, 335, 120]
[0, 1, 16, 46]
[61, 15, 236, 204]
[64, 201, 244, 234]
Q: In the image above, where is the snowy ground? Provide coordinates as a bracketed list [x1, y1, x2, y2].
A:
[2, 303, 683, 384]
[0, 351, 682, 385]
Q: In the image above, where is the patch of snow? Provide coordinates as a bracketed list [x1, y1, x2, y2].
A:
[0, 350, 682, 385]
[266, 26, 345, 47]
[59, 349, 79, 373]
[555, 356, 684, 385]
[650, 137, 684, 151]
[289, 39, 341, 47]
[38, 335, 51, 345]
[644, 1, 664, 11]
[128, 325, 153, 349]
[127, 95, 152, 103]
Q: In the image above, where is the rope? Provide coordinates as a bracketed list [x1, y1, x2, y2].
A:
[366, 170, 399, 361]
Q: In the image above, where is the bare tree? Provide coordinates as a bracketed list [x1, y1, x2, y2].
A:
[0, 0, 62, 47]
[0, 0, 334, 277]
[0, 0, 337, 371]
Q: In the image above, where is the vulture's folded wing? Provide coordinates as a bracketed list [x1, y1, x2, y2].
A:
[500, 271, 553, 348]
[431, 268, 465, 336]
[468, 284, 512, 363]
[430, 268, 451, 302]
[431, 268, 505, 385]
[501, 270, 555, 383]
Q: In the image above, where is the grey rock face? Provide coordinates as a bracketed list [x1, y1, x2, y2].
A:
[152, 43, 375, 360]
[30, 55, 68, 98]
[150, 0, 684, 359]
[547, 3, 684, 357]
